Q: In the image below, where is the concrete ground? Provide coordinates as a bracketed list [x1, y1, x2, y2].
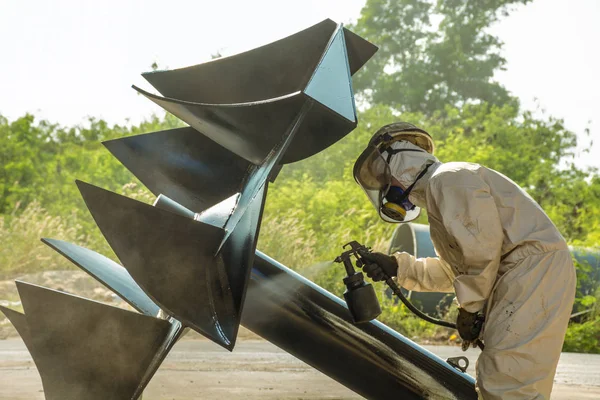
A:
[1, 337, 599, 399]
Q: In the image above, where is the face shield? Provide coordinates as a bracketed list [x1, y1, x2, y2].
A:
[353, 143, 423, 223]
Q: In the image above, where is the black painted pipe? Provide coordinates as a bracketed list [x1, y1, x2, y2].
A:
[242, 251, 478, 400]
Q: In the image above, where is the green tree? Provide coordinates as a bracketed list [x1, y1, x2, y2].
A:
[349, 0, 530, 114]
[0, 115, 57, 214]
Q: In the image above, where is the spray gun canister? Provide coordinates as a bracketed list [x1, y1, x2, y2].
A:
[335, 241, 382, 324]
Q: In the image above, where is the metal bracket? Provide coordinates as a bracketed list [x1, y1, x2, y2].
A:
[446, 356, 469, 373]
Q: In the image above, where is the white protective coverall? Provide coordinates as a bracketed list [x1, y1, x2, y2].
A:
[388, 142, 576, 400]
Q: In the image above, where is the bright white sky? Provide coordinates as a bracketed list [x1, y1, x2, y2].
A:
[0, 0, 598, 169]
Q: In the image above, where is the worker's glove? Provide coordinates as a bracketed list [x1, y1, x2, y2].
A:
[357, 249, 397, 282]
[456, 308, 485, 351]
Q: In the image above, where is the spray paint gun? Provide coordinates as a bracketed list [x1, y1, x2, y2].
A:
[335, 241, 484, 355]
[334, 241, 382, 324]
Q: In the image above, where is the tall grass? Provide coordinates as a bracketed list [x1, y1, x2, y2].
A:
[0, 183, 154, 280]
[0, 201, 83, 279]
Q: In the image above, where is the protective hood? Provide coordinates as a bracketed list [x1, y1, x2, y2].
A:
[354, 140, 439, 222]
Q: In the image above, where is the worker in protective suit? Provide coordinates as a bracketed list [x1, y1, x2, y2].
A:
[353, 122, 576, 400]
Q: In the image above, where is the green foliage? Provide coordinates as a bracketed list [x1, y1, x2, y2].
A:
[563, 288, 600, 353]
[377, 295, 451, 341]
[572, 252, 600, 309]
[268, 102, 600, 247]
[349, 0, 530, 114]
[0, 113, 182, 218]
[0, 113, 177, 276]
[563, 318, 600, 354]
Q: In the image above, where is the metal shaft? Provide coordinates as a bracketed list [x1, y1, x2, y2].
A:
[242, 251, 478, 400]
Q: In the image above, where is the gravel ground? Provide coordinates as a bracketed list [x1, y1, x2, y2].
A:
[0, 338, 599, 399]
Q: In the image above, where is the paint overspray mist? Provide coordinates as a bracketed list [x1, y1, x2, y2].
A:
[242, 259, 334, 323]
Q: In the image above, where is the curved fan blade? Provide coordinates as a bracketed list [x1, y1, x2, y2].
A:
[133, 87, 304, 164]
[16, 282, 172, 400]
[0, 306, 34, 356]
[76, 181, 237, 349]
[343, 27, 378, 75]
[142, 19, 337, 104]
[103, 127, 252, 212]
[41, 238, 161, 317]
